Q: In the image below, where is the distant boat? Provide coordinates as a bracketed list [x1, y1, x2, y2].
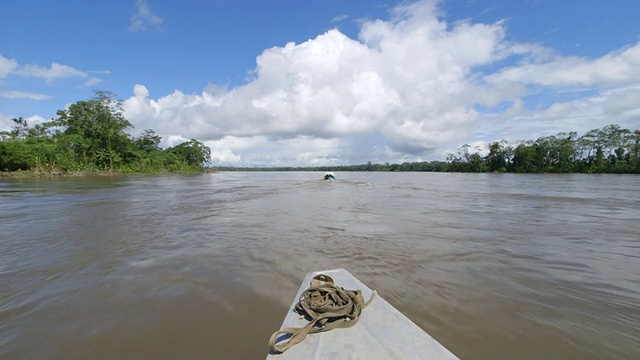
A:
[323, 172, 335, 181]
[267, 268, 459, 359]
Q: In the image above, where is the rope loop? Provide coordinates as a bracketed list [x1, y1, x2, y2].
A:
[268, 274, 376, 354]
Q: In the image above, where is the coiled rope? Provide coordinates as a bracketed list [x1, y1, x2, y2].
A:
[268, 273, 377, 354]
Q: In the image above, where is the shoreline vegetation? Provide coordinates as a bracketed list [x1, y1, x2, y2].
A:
[0, 168, 216, 179]
[2, 92, 638, 177]
[1, 91, 212, 178]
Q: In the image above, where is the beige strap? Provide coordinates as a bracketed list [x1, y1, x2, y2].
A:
[268, 274, 376, 354]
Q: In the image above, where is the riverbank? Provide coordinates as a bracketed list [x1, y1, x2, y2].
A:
[0, 170, 117, 179]
[0, 168, 213, 179]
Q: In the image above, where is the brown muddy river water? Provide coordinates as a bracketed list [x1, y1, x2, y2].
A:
[1, 172, 638, 359]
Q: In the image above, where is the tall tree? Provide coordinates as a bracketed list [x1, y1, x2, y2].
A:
[134, 129, 162, 153]
[486, 141, 508, 172]
[166, 139, 211, 169]
[53, 91, 133, 169]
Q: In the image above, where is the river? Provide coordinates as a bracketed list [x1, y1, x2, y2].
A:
[1, 172, 638, 359]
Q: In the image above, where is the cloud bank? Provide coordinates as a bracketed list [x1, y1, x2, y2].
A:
[116, 0, 639, 166]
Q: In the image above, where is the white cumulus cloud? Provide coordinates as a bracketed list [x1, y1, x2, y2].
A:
[121, 0, 640, 166]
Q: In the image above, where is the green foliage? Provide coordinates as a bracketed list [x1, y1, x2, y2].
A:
[445, 144, 487, 172]
[0, 140, 34, 171]
[134, 129, 162, 153]
[486, 141, 509, 172]
[51, 91, 132, 170]
[1, 91, 212, 175]
[166, 139, 212, 169]
[446, 124, 639, 174]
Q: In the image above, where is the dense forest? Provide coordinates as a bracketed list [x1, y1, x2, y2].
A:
[443, 124, 640, 173]
[214, 124, 640, 174]
[0, 91, 211, 175]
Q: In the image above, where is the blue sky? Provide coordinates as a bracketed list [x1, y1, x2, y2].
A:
[1, 0, 639, 166]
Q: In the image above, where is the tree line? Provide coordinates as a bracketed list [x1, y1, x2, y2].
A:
[1, 91, 211, 174]
[213, 124, 640, 174]
[445, 124, 639, 173]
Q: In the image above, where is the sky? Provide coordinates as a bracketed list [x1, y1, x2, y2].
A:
[1, 0, 639, 167]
